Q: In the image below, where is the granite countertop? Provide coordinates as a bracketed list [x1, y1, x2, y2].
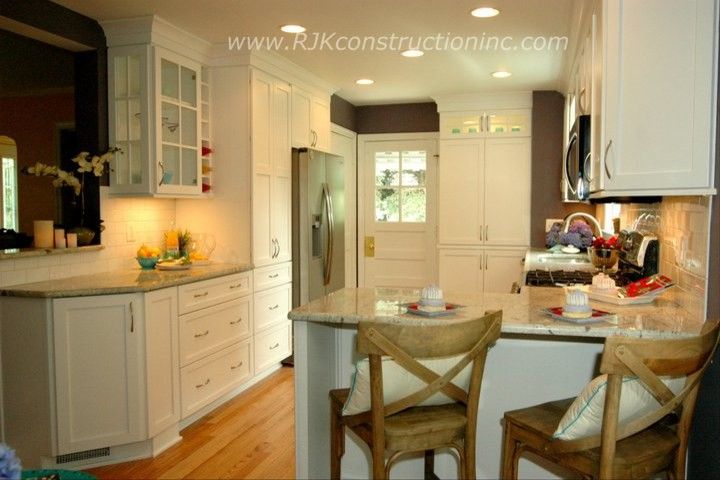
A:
[288, 287, 706, 339]
[0, 262, 253, 298]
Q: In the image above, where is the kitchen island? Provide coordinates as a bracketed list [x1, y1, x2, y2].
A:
[289, 287, 705, 479]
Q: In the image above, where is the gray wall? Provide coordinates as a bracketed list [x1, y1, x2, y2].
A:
[530, 91, 595, 247]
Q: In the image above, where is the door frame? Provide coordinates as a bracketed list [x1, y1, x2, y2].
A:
[330, 123, 358, 288]
[357, 132, 439, 287]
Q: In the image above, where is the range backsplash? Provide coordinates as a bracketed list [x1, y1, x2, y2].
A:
[617, 196, 711, 320]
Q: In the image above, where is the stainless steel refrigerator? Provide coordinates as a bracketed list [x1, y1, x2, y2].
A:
[291, 148, 345, 307]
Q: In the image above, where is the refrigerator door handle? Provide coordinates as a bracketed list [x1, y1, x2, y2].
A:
[321, 183, 334, 286]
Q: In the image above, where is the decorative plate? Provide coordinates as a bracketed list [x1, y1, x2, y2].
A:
[543, 307, 617, 324]
[405, 303, 463, 317]
[156, 262, 191, 271]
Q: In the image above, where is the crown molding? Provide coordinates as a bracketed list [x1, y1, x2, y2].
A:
[432, 91, 533, 112]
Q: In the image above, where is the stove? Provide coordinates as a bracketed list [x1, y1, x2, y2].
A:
[524, 269, 628, 287]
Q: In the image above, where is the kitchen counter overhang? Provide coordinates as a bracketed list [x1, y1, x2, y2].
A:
[288, 286, 706, 339]
[0, 262, 253, 298]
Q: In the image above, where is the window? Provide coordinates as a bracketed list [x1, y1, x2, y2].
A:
[0, 136, 18, 231]
[375, 150, 426, 222]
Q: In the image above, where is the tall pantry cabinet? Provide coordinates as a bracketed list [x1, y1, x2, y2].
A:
[434, 93, 532, 294]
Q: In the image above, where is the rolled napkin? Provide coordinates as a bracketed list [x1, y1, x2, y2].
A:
[563, 288, 592, 318]
[419, 284, 445, 312]
[591, 272, 617, 293]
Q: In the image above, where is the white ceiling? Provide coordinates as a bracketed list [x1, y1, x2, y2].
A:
[53, 0, 580, 105]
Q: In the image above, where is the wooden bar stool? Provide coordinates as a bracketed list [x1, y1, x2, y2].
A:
[501, 320, 719, 480]
[329, 310, 502, 480]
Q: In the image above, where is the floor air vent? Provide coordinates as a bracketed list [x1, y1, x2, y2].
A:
[56, 447, 110, 464]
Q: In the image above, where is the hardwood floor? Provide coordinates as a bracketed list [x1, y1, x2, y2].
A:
[87, 366, 295, 479]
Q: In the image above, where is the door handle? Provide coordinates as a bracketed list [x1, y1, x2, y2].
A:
[364, 236, 375, 258]
[194, 330, 210, 338]
[269, 342, 280, 350]
[322, 183, 334, 286]
[603, 140, 613, 179]
[230, 361, 244, 370]
[565, 133, 578, 194]
[230, 318, 242, 325]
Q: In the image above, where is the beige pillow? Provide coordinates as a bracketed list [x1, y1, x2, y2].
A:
[342, 355, 472, 416]
[553, 374, 685, 440]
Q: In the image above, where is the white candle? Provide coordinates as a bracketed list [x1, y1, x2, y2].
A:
[54, 229, 66, 249]
[33, 220, 54, 248]
[66, 233, 78, 248]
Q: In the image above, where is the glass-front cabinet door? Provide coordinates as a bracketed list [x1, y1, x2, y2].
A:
[440, 110, 531, 138]
[156, 49, 201, 195]
[108, 46, 203, 196]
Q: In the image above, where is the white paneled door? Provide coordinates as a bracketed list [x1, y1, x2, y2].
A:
[360, 135, 438, 288]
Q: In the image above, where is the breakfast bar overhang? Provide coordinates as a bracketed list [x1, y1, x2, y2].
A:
[289, 287, 705, 480]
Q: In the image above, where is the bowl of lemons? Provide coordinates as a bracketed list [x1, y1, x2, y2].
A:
[136, 244, 162, 269]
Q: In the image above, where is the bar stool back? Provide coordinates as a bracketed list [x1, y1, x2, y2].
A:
[501, 320, 719, 480]
[329, 310, 502, 480]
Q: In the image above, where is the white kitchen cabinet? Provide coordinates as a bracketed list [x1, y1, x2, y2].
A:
[108, 45, 204, 197]
[144, 288, 181, 439]
[253, 263, 293, 373]
[440, 109, 531, 138]
[589, 0, 717, 196]
[252, 69, 292, 267]
[438, 248, 525, 294]
[53, 295, 146, 454]
[438, 137, 531, 247]
[178, 272, 254, 418]
[291, 86, 331, 151]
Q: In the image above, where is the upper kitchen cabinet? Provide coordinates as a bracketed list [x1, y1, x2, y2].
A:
[588, 0, 718, 197]
[440, 109, 531, 138]
[291, 86, 331, 151]
[251, 69, 292, 267]
[103, 16, 212, 197]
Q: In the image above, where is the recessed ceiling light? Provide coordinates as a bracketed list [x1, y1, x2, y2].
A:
[471, 7, 500, 18]
[356, 78, 374, 85]
[491, 70, 512, 78]
[401, 49, 424, 58]
[280, 24, 306, 33]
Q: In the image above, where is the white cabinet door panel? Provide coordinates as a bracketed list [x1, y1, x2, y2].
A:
[53, 295, 145, 454]
[484, 249, 526, 294]
[484, 138, 531, 246]
[438, 141, 483, 245]
[438, 249, 483, 293]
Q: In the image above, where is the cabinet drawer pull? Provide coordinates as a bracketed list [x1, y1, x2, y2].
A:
[194, 291, 209, 298]
[194, 330, 210, 338]
[268, 273, 279, 279]
[230, 318, 243, 325]
[229, 283, 244, 289]
[195, 378, 210, 389]
[230, 361, 244, 370]
[269, 342, 280, 350]
[268, 304, 280, 311]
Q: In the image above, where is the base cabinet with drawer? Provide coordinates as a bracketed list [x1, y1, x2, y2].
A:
[253, 262, 293, 374]
[177, 272, 254, 419]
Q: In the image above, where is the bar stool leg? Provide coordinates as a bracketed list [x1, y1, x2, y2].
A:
[424, 449, 435, 480]
[330, 401, 344, 479]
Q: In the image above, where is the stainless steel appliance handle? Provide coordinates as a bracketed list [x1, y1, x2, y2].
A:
[321, 183, 334, 286]
[582, 152, 593, 182]
[603, 140, 613, 179]
[565, 133, 578, 194]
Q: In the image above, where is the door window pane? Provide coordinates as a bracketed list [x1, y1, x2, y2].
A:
[374, 150, 427, 223]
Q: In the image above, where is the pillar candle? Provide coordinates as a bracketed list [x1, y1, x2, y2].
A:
[54, 229, 66, 249]
[66, 233, 78, 248]
[33, 220, 54, 248]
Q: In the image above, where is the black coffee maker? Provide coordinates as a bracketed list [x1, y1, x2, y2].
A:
[616, 230, 659, 283]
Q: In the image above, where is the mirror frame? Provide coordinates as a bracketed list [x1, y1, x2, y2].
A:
[1, 1, 108, 245]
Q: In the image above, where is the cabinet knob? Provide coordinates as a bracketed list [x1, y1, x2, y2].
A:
[269, 342, 280, 350]
[230, 361, 244, 370]
[194, 330, 210, 338]
[269, 273, 279, 279]
[229, 283, 243, 289]
[269, 304, 280, 311]
[194, 291, 209, 299]
[230, 318, 243, 325]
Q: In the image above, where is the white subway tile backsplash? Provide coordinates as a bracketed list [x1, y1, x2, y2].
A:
[0, 187, 177, 288]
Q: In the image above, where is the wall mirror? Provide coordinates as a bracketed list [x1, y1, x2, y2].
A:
[0, 3, 107, 247]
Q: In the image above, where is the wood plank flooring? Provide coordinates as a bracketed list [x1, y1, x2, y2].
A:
[86, 366, 295, 479]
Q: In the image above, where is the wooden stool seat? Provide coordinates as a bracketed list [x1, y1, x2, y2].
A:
[504, 399, 679, 478]
[501, 321, 719, 480]
[330, 311, 502, 479]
